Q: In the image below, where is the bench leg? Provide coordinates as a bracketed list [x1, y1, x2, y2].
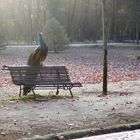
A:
[69, 88, 73, 98]
[56, 88, 59, 95]
[32, 89, 36, 100]
[19, 85, 22, 97]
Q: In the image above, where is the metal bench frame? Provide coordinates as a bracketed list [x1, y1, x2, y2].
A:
[3, 65, 82, 98]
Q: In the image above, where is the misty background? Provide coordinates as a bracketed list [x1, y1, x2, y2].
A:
[0, 0, 139, 46]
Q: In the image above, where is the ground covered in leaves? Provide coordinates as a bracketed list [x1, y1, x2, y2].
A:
[0, 45, 140, 140]
[1, 45, 140, 86]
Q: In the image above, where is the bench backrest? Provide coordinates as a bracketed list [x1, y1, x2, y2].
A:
[5, 66, 71, 85]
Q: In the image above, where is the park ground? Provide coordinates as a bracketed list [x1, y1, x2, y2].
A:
[0, 44, 140, 140]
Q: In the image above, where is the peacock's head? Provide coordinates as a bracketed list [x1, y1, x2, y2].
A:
[39, 32, 43, 36]
[39, 32, 48, 51]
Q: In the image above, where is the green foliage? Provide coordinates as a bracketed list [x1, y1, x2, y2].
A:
[136, 56, 140, 60]
[9, 93, 65, 101]
[44, 17, 69, 52]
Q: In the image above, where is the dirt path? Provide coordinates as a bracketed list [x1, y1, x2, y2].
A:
[0, 80, 140, 140]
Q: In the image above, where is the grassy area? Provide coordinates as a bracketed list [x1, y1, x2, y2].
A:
[9, 93, 67, 101]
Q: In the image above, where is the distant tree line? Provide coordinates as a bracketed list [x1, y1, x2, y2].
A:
[0, 0, 139, 45]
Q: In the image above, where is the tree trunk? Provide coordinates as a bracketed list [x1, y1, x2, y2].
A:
[102, 0, 108, 96]
[135, 0, 140, 44]
[69, 0, 77, 40]
[136, 22, 139, 44]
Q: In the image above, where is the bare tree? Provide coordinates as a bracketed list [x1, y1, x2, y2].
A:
[102, 0, 108, 96]
[135, 0, 140, 44]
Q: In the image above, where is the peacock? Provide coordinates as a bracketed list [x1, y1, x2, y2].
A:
[23, 33, 48, 95]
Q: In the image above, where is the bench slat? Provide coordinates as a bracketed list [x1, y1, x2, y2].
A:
[2, 65, 82, 97]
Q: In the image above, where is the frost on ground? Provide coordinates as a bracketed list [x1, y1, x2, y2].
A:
[0, 45, 140, 139]
[0, 81, 140, 140]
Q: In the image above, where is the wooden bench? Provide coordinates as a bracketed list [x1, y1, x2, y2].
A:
[2, 65, 82, 98]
